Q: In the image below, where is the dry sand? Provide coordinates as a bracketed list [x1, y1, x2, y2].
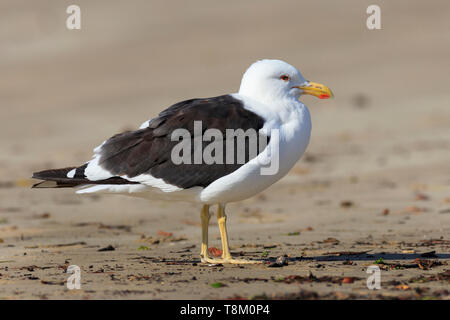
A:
[0, 0, 449, 299]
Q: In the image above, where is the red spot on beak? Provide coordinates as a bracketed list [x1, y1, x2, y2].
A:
[319, 94, 330, 99]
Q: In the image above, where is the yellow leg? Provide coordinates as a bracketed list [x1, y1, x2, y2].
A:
[217, 203, 232, 259]
[200, 204, 211, 263]
[202, 204, 260, 264]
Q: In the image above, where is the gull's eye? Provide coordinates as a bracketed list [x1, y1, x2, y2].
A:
[280, 75, 290, 81]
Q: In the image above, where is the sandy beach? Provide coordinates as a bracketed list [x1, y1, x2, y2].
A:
[0, 0, 449, 299]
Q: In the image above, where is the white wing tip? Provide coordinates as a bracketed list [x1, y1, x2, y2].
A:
[67, 169, 76, 178]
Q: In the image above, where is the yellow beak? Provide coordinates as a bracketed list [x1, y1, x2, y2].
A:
[297, 81, 333, 99]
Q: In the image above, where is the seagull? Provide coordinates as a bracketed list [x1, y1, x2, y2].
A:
[32, 59, 333, 264]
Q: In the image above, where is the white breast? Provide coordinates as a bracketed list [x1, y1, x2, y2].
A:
[199, 102, 311, 204]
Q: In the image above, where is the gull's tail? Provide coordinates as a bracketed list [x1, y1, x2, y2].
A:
[32, 164, 139, 189]
[32, 167, 82, 188]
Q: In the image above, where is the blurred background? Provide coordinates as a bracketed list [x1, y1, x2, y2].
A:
[1, 0, 450, 225]
[1, 0, 449, 181]
[0, 0, 449, 300]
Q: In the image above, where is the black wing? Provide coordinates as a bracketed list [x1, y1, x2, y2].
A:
[89, 95, 268, 189]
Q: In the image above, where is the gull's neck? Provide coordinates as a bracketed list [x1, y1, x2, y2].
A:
[235, 91, 306, 125]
